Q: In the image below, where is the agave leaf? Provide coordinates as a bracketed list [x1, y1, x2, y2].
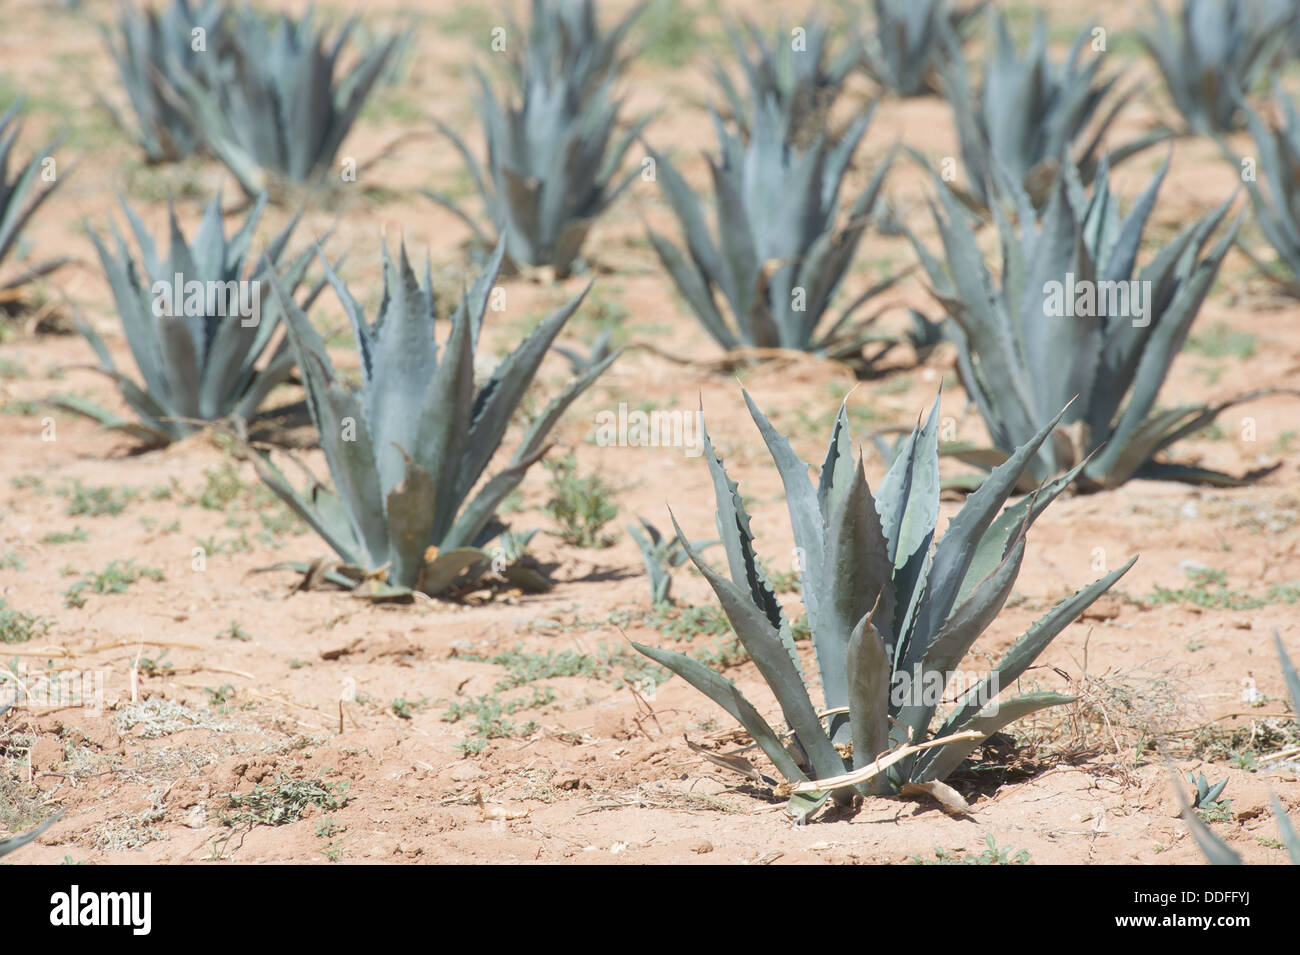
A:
[669, 510, 844, 783]
[646, 227, 737, 349]
[47, 393, 173, 447]
[906, 403, 1070, 662]
[459, 281, 592, 500]
[698, 412, 786, 635]
[421, 548, 490, 595]
[0, 810, 63, 859]
[815, 402, 855, 523]
[510, 350, 620, 467]
[628, 521, 670, 603]
[822, 455, 895, 721]
[845, 612, 891, 789]
[443, 444, 551, 551]
[936, 555, 1138, 741]
[632, 641, 808, 783]
[418, 281, 478, 545]
[741, 390, 828, 642]
[1271, 793, 1300, 865]
[272, 280, 389, 569]
[250, 452, 364, 567]
[957, 459, 1087, 603]
[1275, 632, 1300, 717]
[918, 534, 1027, 700]
[876, 395, 941, 570]
[919, 692, 1074, 782]
[1096, 214, 1241, 480]
[384, 449, 440, 589]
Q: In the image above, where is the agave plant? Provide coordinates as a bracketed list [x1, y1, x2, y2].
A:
[98, 0, 225, 164]
[1236, 88, 1300, 297]
[253, 240, 618, 597]
[1141, 0, 1296, 135]
[171, 4, 398, 195]
[427, 0, 648, 278]
[0, 103, 67, 292]
[58, 193, 323, 446]
[1177, 633, 1300, 865]
[861, 0, 987, 98]
[910, 155, 1274, 491]
[712, 17, 859, 143]
[1187, 772, 1229, 809]
[941, 10, 1166, 210]
[627, 515, 715, 605]
[633, 392, 1133, 820]
[645, 97, 898, 359]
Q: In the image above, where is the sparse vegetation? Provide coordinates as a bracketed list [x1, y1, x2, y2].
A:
[63, 559, 164, 608]
[544, 453, 619, 548]
[5, 0, 1300, 869]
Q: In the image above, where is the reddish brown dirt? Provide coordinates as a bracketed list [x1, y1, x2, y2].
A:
[0, 0, 1297, 864]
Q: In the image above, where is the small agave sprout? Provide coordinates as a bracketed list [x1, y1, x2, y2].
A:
[171, 6, 398, 195]
[57, 193, 322, 447]
[626, 516, 715, 606]
[1141, 0, 1296, 135]
[1187, 772, 1229, 809]
[633, 392, 1134, 821]
[861, 0, 987, 98]
[1236, 88, 1300, 297]
[0, 103, 68, 293]
[911, 156, 1279, 491]
[254, 240, 618, 597]
[426, 0, 648, 278]
[646, 98, 901, 364]
[941, 10, 1166, 210]
[1177, 633, 1300, 865]
[711, 17, 859, 143]
[97, 0, 224, 164]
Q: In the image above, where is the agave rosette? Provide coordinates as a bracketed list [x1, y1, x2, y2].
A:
[646, 97, 899, 360]
[910, 156, 1277, 490]
[634, 391, 1134, 820]
[255, 239, 617, 596]
[62, 193, 322, 446]
[427, 0, 648, 277]
[171, 4, 398, 195]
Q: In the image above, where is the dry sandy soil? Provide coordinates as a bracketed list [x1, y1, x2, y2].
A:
[1, 0, 1298, 865]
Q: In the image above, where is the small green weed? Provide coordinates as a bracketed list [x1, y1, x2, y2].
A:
[543, 452, 618, 548]
[908, 834, 1031, 865]
[63, 560, 164, 608]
